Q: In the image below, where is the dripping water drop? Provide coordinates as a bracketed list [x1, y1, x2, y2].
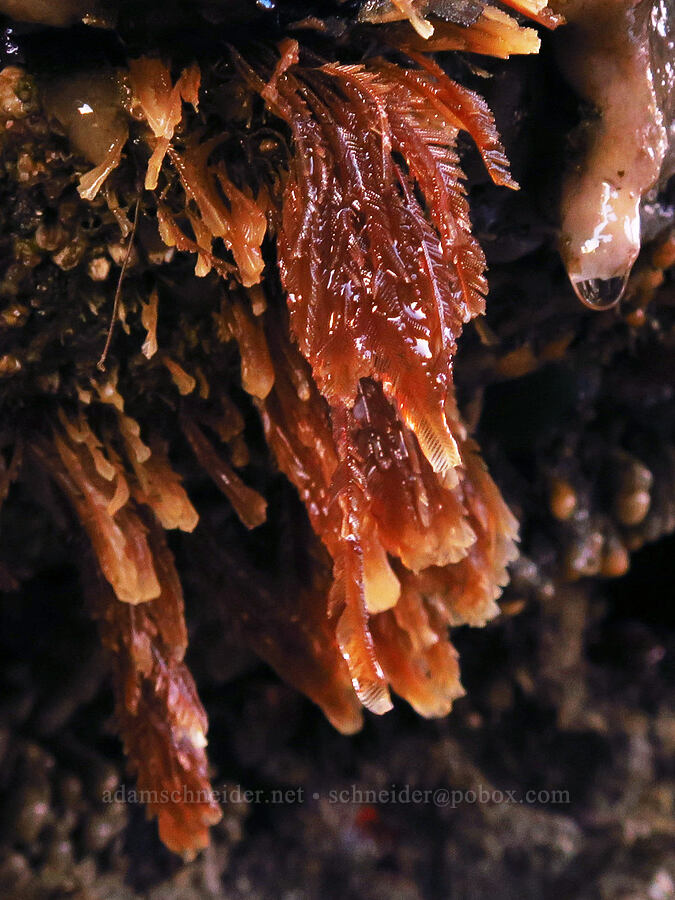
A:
[571, 273, 630, 311]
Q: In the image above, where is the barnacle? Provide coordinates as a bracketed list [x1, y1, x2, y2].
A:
[0, 0, 672, 863]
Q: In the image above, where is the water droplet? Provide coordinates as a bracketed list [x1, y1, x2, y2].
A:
[571, 274, 629, 310]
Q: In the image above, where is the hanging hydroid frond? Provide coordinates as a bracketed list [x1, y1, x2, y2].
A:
[0, 0, 557, 857]
[259, 42, 514, 479]
[84, 533, 221, 860]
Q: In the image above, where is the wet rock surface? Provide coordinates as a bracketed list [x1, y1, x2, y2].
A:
[0, 545, 673, 898]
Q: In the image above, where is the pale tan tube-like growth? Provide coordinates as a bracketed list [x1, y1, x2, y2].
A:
[552, 0, 672, 309]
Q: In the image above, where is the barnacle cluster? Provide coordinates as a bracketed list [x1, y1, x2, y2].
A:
[0, 0, 672, 863]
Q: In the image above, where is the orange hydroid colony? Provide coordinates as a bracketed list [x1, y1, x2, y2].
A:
[0, 1, 561, 856]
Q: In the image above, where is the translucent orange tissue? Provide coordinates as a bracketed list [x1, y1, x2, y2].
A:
[244, 40, 519, 714]
[24, 0, 558, 857]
